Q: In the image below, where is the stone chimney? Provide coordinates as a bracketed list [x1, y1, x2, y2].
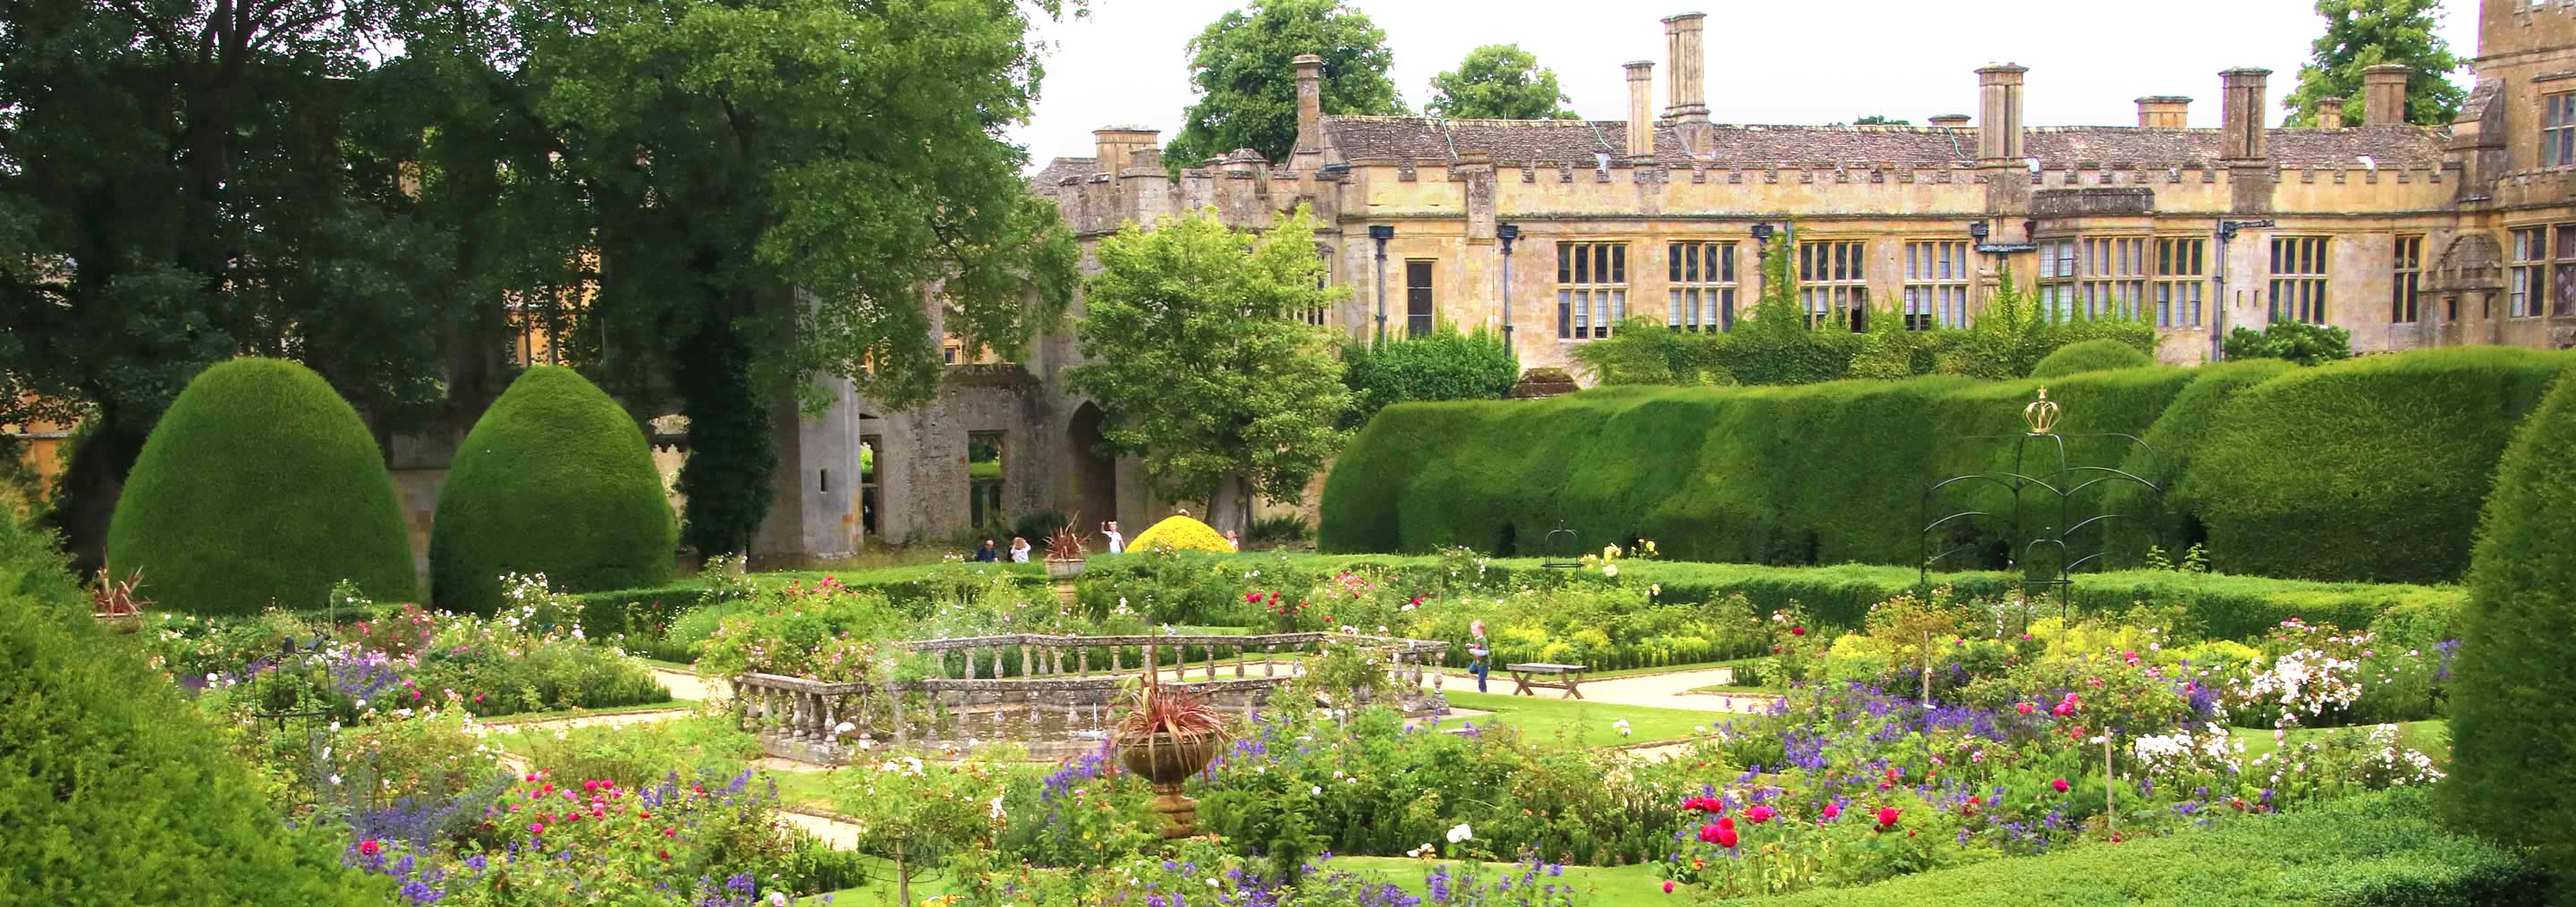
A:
[1094, 127, 1161, 175]
[2317, 97, 2344, 130]
[1292, 54, 1325, 157]
[1928, 114, 1971, 129]
[2136, 96, 2191, 129]
[1976, 64, 2029, 164]
[1625, 61, 1657, 163]
[1663, 13, 1711, 156]
[2220, 68, 2272, 162]
[2364, 64, 2409, 124]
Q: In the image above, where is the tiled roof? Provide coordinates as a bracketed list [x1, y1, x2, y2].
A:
[1029, 157, 1099, 192]
[1319, 115, 2451, 170]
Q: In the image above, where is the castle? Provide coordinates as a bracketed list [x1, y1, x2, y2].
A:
[17, 2, 2576, 570]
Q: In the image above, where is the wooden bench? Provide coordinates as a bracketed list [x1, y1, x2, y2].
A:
[1504, 662, 1589, 699]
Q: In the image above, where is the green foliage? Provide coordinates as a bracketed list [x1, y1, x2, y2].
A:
[2224, 322, 2357, 366]
[674, 321, 775, 560]
[2030, 338, 2156, 378]
[1069, 207, 1354, 523]
[107, 358, 415, 616]
[1323, 367, 2194, 572]
[0, 510, 387, 904]
[1425, 44, 1576, 120]
[2445, 370, 2576, 886]
[430, 366, 675, 614]
[1248, 513, 1314, 546]
[2282, 0, 2468, 127]
[1725, 788, 2545, 907]
[1169, 0, 1406, 166]
[1850, 114, 1911, 125]
[1340, 329, 1519, 430]
[1572, 318, 1720, 386]
[2183, 346, 2565, 583]
[2104, 359, 2301, 564]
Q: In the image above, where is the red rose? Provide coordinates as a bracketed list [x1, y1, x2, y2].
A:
[2052, 778, 2071, 793]
[1716, 826, 1739, 848]
[358, 840, 381, 858]
[1744, 805, 1775, 825]
[1790, 626, 1806, 637]
[1822, 802, 1843, 820]
[1876, 807, 1902, 829]
[1717, 817, 1734, 831]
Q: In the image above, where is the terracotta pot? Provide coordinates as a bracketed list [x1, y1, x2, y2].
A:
[1117, 732, 1220, 837]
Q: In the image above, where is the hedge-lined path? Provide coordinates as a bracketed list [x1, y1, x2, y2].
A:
[652, 666, 720, 701]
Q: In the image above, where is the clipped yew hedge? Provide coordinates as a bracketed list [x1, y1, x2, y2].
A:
[2029, 338, 2155, 378]
[0, 513, 386, 904]
[430, 366, 675, 614]
[2182, 346, 2567, 584]
[2446, 368, 2576, 881]
[1328, 347, 2571, 585]
[106, 358, 415, 616]
[1325, 368, 2194, 572]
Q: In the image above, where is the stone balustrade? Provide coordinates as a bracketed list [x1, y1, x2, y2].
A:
[733, 632, 1451, 764]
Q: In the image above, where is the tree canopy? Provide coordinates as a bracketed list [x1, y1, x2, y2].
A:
[1068, 207, 1352, 532]
[2282, 0, 2466, 126]
[0, 0, 1082, 565]
[1426, 45, 1576, 121]
[1170, 0, 1405, 166]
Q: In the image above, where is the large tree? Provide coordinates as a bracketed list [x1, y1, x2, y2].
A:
[2283, 0, 2466, 126]
[1068, 207, 1352, 534]
[1169, 0, 1403, 167]
[0, 0, 471, 566]
[506, 0, 1082, 558]
[1426, 44, 1575, 121]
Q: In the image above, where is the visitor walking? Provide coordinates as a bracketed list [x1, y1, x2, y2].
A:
[1009, 536, 1031, 563]
[1468, 620, 1491, 693]
[971, 539, 997, 563]
[1102, 520, 1124, 554]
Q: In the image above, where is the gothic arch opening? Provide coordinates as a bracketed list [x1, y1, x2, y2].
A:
[1069, 403, 1117, 532]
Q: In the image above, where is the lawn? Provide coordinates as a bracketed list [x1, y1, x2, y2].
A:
[2236, 719, 2451, 769]
[801, 854, 1677, 906]
[1439, 690, 1732, 748]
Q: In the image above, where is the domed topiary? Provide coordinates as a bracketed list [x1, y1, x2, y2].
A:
[0, 514, 386, 903]
[2445, 370, 2576, 875]
[1128, 514, 1233, 553]
[430, 366, 674, 614]
[2029, 339, 2155, 379]
[106, 358, 415, 616]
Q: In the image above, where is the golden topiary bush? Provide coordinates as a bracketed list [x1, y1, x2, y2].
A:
[1128, 515, 1233, 553]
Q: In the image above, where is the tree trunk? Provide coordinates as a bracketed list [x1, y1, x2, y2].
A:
[894, 840, 910, 907]
[47, 409, 148, 574]
[1208, 475, 1252, 538]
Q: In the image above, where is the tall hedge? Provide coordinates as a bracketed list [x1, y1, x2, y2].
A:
[106, 358, 414, 616]
[0, 513, 385, 904]
[2183, 346, 2566, 583]
[2029, 338, 2154, 378]
[2445, 369, 2576, 886]
[1324, 368, 2193, 569]
[431, 366, 674, 613]
[2102, 358, 2299, 564]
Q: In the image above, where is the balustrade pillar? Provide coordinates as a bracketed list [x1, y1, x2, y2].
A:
[1264, 645, 1276, 676]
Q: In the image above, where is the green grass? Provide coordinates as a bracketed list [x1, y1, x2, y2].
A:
[1440, 690, 1732, 748]
[472, 699, 689, 726]
[2236, 719, 2451, 769]
[1432, 657, 1754, 683]
[1330, 855, 1674, 905]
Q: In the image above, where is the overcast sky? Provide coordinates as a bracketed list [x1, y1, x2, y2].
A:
[1008, 0, 2482, 168]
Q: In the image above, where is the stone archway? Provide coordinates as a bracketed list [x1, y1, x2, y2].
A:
[1068, 403, 1118, 534]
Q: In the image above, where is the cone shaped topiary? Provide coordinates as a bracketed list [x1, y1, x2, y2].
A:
[431, 366, 675, 614]
[106, 358, 415, 616]
[1128, 514, 1233, 554]
[2, 511, 386, 903]
[2445, 370, 2576, 879]
[2029, 339, 2154, 379]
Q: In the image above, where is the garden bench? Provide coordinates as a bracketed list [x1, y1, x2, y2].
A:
[1505, 663, 1589, 699]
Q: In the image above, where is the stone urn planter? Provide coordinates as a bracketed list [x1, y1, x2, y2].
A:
[1118, 732, 1221, 838]
[1044, 557, 1085, 580]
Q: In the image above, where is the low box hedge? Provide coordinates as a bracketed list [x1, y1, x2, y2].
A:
[1714, 787, 2549, 907]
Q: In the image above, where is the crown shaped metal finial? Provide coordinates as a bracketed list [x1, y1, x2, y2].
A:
[2023, 386, 2061, 435]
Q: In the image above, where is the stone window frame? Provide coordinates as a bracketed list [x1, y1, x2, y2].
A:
[1901, 240, 1971, 331]
[2154, 236, 2208, 329]
[2509, 226, 2548, 318]
[1556, 241, 1629, 341]
[2080, 236, 2150, 321]
[1299, 242, 1333, 327]
[1403, 259, 1436, 339]
[1797, 239, 1869, 332]
[2544, 90, 2576, 168]
[2268, 235, 2331, 326]
[2391, 234, 2425, 324]
[2036, 238, 2080, 322]
[1665, 240, 1738, 334]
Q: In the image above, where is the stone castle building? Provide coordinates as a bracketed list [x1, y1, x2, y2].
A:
[19, 2, 2576, 568]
